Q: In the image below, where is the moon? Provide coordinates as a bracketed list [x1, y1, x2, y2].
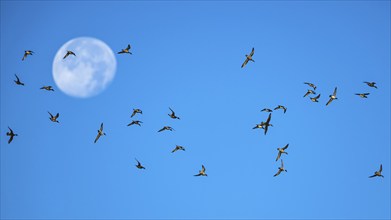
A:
[52, 37, 117, 98]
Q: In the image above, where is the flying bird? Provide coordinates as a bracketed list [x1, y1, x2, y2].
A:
[118, 44, 132, 54]
[241, 47, 254, 68]
[355, 93, 370, 98]
[63, 50, 76, 59]
[6, 127, 18, 144]
[274, 159, 287, 177]
[263, 113, 272, 135]
[131, 109, 142, 118]
[14, 74, 25, 86]
[171, 145, 185, 153]
[276, 144, 289, 161]
[194, 165, 207, 176]
[304, 82, 317, 90]
[22, 50, 33, 61]
[253, 121, 273, 130]
[48, 111, 60, 123]
[261, 108, 273, 112]
[127, 120, 143, 126]
[326, 87, 338, 106]
[310, 94, 321, 102]
[40, 86, 54, 91]
[369, 164, 384, 178]
[135, 158, 146, 169]
[94, 123, 106, 143]
[364, 82, 377, 89]
[168, 107, 180, 119]
[274, 105, 287, 113]
[158, 126, 174, 132]
[303, 89, 316, 97]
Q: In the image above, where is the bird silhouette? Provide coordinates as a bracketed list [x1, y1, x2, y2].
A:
[168, 107, 180, 119]
[274, 159, 287, 177]
[14, 74, 25, 86]
[63, 50, 76, 59]
[135, 158, 146, 169]
[94, 123, 106, 143]
[158, 126, 174, 132]
[194, 165, 207, 176]
[276, 144, 289, 161]
[48, 111, 60, 123]
[364, 81, 377, 89]
[326, 87, 338, 106]
[303, 89, 316, 97]
[241, 47, 254, 68]
[304, 82, 317, 90]
[40, 86, 54, 91]
[22, 50, 33, 61]
[355, 93, 370, 98]
[118, 44, 132, 54]
[274, 105, 287, 113]
[310, 94, 321, 102]
[6, 127, 18, 144]
[171, 145, 185, 153]
[369, 164, 384, 178]
[127, 120, 143, 126]
[131, 109, 142, 118]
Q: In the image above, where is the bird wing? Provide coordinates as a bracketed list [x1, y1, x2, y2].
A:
[131, 111, 136, 118]
[194, 173, 202, 176]
[8, 126, 13, 133]
[171, 147, 178, 153]
[158, 127, 164, 132]
[364, 93, 370, 95]
[264, 125, 269, 135]
[126, 44, 131, 50]
[274, 169, 282, 177]
[22, 53, 27, 61]
[315, 94, 321, 99]
[118, 51, 124, 54]
[15, 74, 20, 81]
[48, 111, 54, 118]
[63, 52, 69, 59]
[369, 175, 376, 178]
[94, 133, 101, 143]
[303, 91, 310, 97]
[169, 107, 175, 114]
[276, 152, 281, 161]
[333, 87, 337, 96]
[283, 144, 289, 150]
[241, 58, 249, 68]
[8, 135, 14, 144]
[100, 123, 104, 131]
[249, 48, 255, 56]
[55, 113, 59, 119]
[202, 165, 206, 172]
[379, 164, 382, 172]
[326, 97, 333, 106]
[266, 113, 272, 124]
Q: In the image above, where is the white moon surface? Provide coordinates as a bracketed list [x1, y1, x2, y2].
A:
[52, 37, 116, 98]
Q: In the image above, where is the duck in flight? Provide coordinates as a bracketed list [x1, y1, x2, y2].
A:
[274, 105, 287, 113]
[369, 164, 384, 178]
[364, 82, 377, 89]
[310, 94, 321, 102]
[94, 123, 106, 143]
[171, 145, 185, 153]
[48, 111, 60, 123]
[241, 47, 254, 68]
[304, 82, 317, 90]
[194, 165, 207, 176]
[22, 50, 34, 61]
[158, 126, 174, 132]
[303, 89, 316, 97]
[276, 144, 289, 161]
[263, 113, 272, 135]
[127, 120, 142, 126]
[118, 44, 132, 54]
[6, 127, 18, 144]
[253, 121, 273, 130]
[63, 50, 76, 59]
[261, 108, 273, 112]
[14, 74, 25, 86]
[326, 87, 338, 106]
[168, 107, 180, 119]
[274, 159, 287, 177]
[135, 158, 146, 169]
[40, 86, 54, 91]
[131, 109, 142, 118]
[355, 93, 370, 98]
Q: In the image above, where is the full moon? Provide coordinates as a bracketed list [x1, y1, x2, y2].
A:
[52, 37, 116, 98]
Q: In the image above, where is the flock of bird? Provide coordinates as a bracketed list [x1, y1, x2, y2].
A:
[5, 46, 384, 178]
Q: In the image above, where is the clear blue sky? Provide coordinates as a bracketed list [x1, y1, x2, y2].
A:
[1, 1, 390, 219]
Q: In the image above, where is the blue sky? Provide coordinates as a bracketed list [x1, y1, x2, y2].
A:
[1, 1, 390, 219]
